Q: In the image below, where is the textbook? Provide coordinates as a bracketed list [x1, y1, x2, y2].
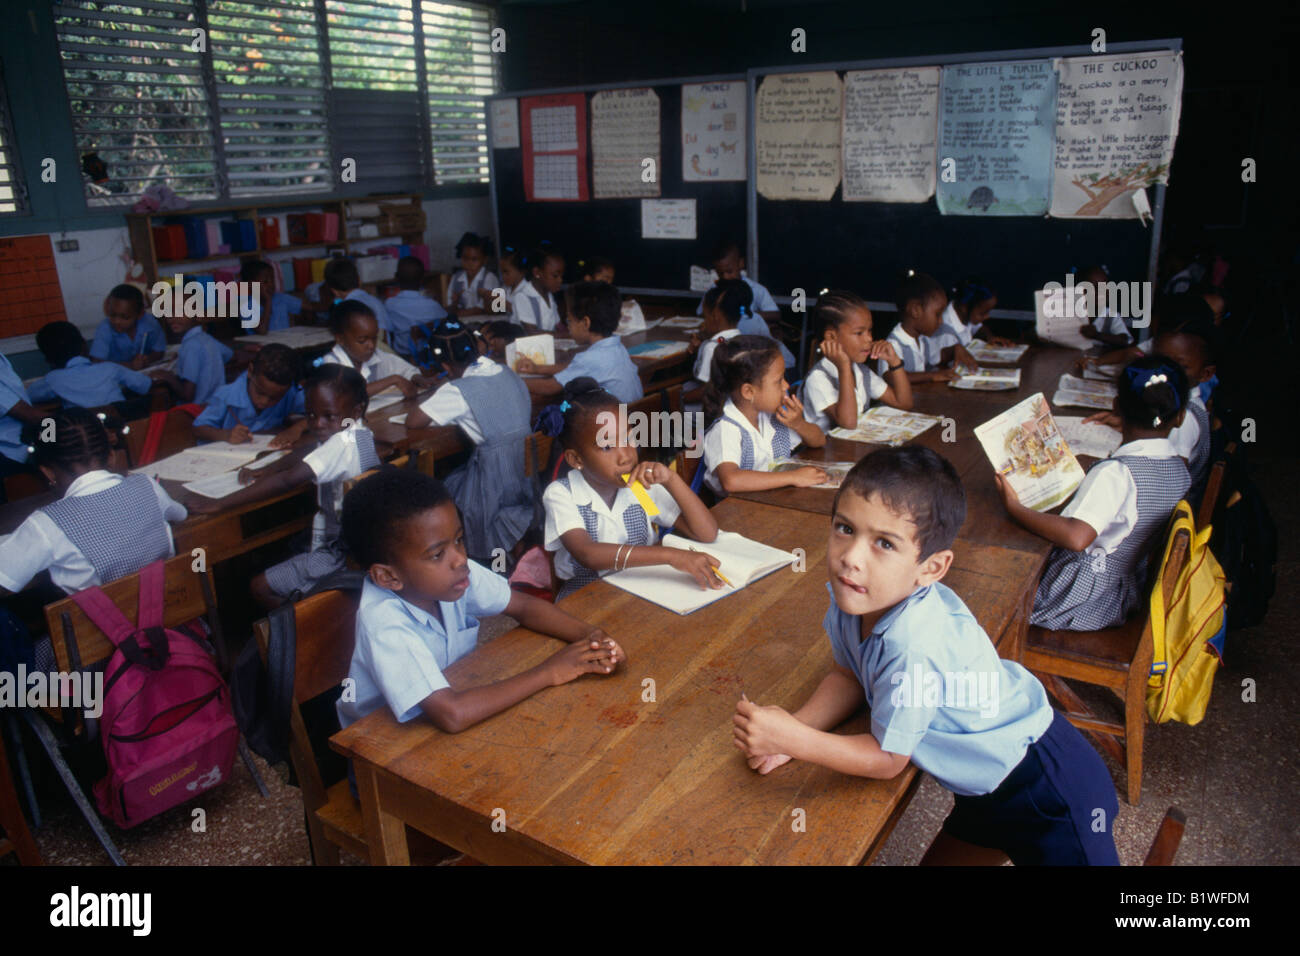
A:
[133, 434, 279, 483]
[601, 530, 797, 615]
[965, 341, 1028, 364]
[1034, 289, 1093, 350]
[766, 458, 855, 489]
[1083, 363, 1122, 381]
[366, 391, 405, 414]
[627, 340, 689, 359]
[829, 406, 942, 446]
[975, 393, 1084, 512]
[949, 367, 1022, 391]
[505, 333, 555, 372]
[1052, 373, 1118, 410]
[659, 316, 704, 330]
[1056, 416, 1123, 459]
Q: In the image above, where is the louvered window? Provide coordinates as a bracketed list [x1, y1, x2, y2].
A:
[421, 2, 497, 185]
[0, 68, 27, 214]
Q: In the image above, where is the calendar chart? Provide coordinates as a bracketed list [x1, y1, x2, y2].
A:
[521, 93, 590, 202]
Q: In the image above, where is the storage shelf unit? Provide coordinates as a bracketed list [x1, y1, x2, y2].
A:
[126, 193, 426, 286]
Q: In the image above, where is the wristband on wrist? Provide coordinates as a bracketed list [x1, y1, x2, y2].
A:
[887, 361, 905, 373]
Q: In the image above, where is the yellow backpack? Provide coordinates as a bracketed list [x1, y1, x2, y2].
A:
[1146, 500, 1227, 724]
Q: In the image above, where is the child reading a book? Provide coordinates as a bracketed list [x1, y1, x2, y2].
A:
[539, 377, 720, 598]
[516, 281, 643, 403]
[580, 256, 615, 284]
[1075, 265, 1134, 348]
[937, 278, 1016, 348]
[732, 446, 1120, 865]
[801, 290, 913, 432]
[186, 365, 383, 608]
[1001, 356, 1192, 631]
[884, 272, 977, 383]
[337, 467, 625, 736]
[701, 335, 828, 496]
[322, 300, 431, 398]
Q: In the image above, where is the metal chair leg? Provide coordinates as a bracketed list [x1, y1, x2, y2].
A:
[2, 712, 40, 828]
[22, 710, 126, 866]
[239, 737, 270, 798]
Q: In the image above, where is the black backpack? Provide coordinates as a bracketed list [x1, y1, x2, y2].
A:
[1207, 443, 1277, 631]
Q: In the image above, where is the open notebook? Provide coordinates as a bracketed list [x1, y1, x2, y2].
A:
[601, 530, 797, 615]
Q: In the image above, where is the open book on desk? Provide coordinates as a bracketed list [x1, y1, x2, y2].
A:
[601, 530, 797, 615]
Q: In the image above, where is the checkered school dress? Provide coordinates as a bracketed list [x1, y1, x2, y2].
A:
[556, 476, 653, 599]
[1030, 455, 1190, 631]
[1186, 400, 1211, 501]
[723, 414, 793, 470]
[444, 370, 538, 561]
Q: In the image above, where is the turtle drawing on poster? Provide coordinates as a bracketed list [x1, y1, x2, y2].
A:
[755, 71, 843, 201]
[936, 60, 1057, 216]
[1051, 52, 1183, 219]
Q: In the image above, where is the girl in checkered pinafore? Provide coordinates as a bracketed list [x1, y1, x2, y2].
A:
[700, 335, 830, 497]
[996, 357, 1193, 632]
[539, 378, 721, 599]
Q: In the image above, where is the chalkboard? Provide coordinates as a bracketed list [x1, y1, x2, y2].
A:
[748, 41, 1181, 314]
[490, 78, 747, 294]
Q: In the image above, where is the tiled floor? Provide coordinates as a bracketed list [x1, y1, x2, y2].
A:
[12, 447, 1298, 867]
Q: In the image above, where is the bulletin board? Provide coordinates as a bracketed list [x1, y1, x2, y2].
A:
[0, 235, 67, 337]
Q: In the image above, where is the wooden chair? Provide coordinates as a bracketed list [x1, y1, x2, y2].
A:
[122, 408, 197, 468]
[1022, 525, 1192, 806]
[1143, 806, 1187, 865]
[25, 554, 268, 865]
[1196, 441, 1234, 530]
[252, 589, 367, 865]
[342, 454, 410, 495]
[0, 727, 40, 865]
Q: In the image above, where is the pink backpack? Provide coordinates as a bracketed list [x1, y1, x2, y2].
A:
[70, 561, 238, 829]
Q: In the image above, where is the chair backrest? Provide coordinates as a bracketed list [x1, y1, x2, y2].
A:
[664, 384, 684, 416]
[342, 453, 409, 495]
[43, 553, 217, 674]
[254, 589, 360, 705]
[124, 409, 198, 468]
[1196, 440, 1235, 530]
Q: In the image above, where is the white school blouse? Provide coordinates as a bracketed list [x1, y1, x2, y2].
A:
[937, 302, 978, 346]
[0, 471, 186, 594]
[1167, 390, 1205, 464]
[542, 468, 681, 582]
[513, 279, 561, 331]
[801, 357, 888, 432]
[415, 356, 504, 444]
[1060, 437, 1180, 558]
[693, 327, 741, 382]
[322, 344, 420, 383]
[881, 324, 939, 375]
[701, 398, 802, 494]
[1091, 306, 1132, 342]
[446, 267, 501, 311]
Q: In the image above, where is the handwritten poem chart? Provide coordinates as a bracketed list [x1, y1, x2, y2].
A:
[756, 71, 843, 201]
[936, 60, 1057, 216]
[842, 68, 939, 202]
[1051, 52, 1183, 219]
[682, 81, 746, 181]
[591, 88, 661, 199]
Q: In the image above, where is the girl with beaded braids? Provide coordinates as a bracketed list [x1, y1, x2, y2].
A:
[537, 377, 719, 598]
[996, 355, 1192, 631]
[0, 407, 187, 598]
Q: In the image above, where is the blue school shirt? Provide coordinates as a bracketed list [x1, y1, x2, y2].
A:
[384, 290, 447, 357]
[555, 335, 644, 403]
[337, 562, 512, 729]
[824, 581, 1052, 796]
[343, 288, 392, 335]
[89, 313, 166, 362]
[175, 326, 234, 404]
[0, 353, 32, 463]
[27, 356, 152, 408]
[267, 293, 302, 332]
[193, 370, 306, 432]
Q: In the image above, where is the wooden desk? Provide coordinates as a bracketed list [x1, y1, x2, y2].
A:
[331, 496, 1040, 866]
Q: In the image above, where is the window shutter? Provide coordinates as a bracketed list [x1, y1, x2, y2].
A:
[421, 2, 497, 185]
[53, 0, 219, 205]
[208, 0, 333, 197]
[0, 67, 28, 215]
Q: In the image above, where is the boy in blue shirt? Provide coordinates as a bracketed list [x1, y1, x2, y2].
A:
[193, 342, 305, 445]
[695, 239, 795, 368]
[90, 284, 165, 368]
[163, 311, 233, 404]
[733, 446, 1120, 865]
[517, 281, 644, 403]
[337, 468, 625, 736]
[384, 255, 447, 361]
[29, 321, 161, 410]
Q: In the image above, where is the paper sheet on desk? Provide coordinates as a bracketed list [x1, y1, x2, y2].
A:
[132, 435, 279, 483]
[367, 392, 405, 413]
[179, 450, 287, 498]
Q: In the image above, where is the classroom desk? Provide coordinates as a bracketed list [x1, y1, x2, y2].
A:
[331, 496, 1041, 866]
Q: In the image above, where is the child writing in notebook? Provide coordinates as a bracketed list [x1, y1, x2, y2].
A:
[701, 335, 828, 496]
[514, 246, 566, 332]
[187, 365, 381, 608]
[1000, 356, 1191, 631]
[0, 408, 187, 603]
[937, 278, 1016, 348]
[385, 255, 448, 362]
[337, 467, 625, 736]
[28, 321, 163, 412]
[193, 342, 305, 445]
[162, 310, 233, 404]
[801, 290, 913, 432]
[404, 318, 536, 563]
[884, 272, 976, 383]
[539, 378, 721, 598]
[242, 259, 302, 333]
[322, 300, 429, 398]
[695, 239, 794, 368]
[733, 446, 1119, 865]
[479, 319, 519, 360]
[445, 232, 499, 318]
[90, 284, 165, 369]
[516, 281, 643, 403]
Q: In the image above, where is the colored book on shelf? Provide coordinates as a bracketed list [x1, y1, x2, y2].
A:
[305, 213, 325, 243]
[322, 212, 339, 241]
[310, 258, 327, 283]
[287, 214, 308, 244]
[293, 258, 313, 290]
[280, 260, 295, 292]
[259, 217, 280, 250]
[152, 225, 186, 260]
[205, 220, 222, 256]
[180, 218, 208, 258]
[238, 220, 256, 251]
[409, 244, 430, 270]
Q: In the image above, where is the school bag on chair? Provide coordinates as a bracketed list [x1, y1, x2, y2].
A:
[70, 561, 238, 828]
[1146, 501, 1227, 726]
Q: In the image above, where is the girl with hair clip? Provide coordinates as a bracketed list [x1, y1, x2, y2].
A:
[405, 317, 537, 562]
[538, 377, 720, 598]
[445, 232, 500, 317]
[997, 356, 1192, 631]
[701, 335, 828, 496]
